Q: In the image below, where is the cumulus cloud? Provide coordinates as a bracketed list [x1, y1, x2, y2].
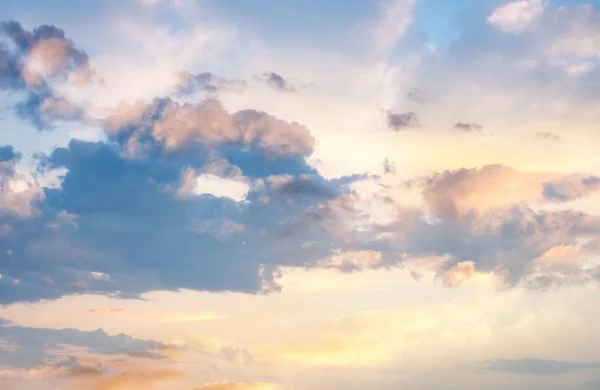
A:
[0, 20, 93, 87]
[362, 165, 600, 288]
[104, 98, 315, 159]
[0, 21, 94, 129]
[422, 165, 600, 218]
[0, 63, 362, 304]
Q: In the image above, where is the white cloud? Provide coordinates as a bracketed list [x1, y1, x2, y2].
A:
[374, 0, 416, 55]
[488, 0, 546, 33]
[192, 173, 250, 202]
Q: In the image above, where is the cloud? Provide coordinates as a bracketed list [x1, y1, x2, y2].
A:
[0, 85, 363, 304]
[318, 250, 383, 272]
[454, 122, 483, 133]
[373, 0, 416, 54]
[0, 355, 103, 381]
[91, 369, 182, 390]
[488, 0, 546, 33]
[406, 87, 434, 105]
[536, 131, 560, 141]
[0, 20, 93, 88]
[579, 380, 600, 390]
[85, 308, 124, 314]
[196, 382, 283, 390]
[422, 165, 600, 218]
[0, 145, 43, 218]
[0, 146, 19, 163]
[363, 165, 600, 288]
[258, 72, 296, 92]
[104, 97, 315, 159]
[387, 111, 419, 131]
[0, 320, 165, 369]
[482, 358, 600, 375]
[0, 21, 96, 130]
[175, 71, 246, 96]
[15, 90, 86, 130]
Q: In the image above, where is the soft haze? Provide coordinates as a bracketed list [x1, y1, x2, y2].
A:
[1, 0, 600, 389]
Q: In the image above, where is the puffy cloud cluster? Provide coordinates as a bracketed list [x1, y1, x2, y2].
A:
[364, 165, 600, 288]
[103, 98, 315, 159]
[0, 20, 365, 305]
[0, 21, 93, 129]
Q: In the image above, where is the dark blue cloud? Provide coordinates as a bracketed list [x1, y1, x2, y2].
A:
[0, 20, 365, 304]
[0, 97, 359, 302]
[0, 145, 19, 162]
[0, 319, 165, 369]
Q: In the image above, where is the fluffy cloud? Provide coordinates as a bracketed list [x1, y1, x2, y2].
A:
[360, 165, 600, 288]
[0, 21, 364, 303]
[422, 165, 600, 218]
[103, 98, 315, 159]
[488, 0, 546, 33]
[0, 21, 93, 129]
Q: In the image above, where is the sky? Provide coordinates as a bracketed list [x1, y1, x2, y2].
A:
[1, 0, 600, 389]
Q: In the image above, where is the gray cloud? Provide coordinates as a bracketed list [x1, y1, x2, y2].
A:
[406, 87, 434, 104]
[482, 359, 600, 375]
[387, 111, 419, 131]
[365, 165, 600, 287]
[260, 71, 296, 92]
[537, 131, 560, 141]
[454, 122, 483, 132]
[175, 71, 246, 96]
[578, 380, 600, 390]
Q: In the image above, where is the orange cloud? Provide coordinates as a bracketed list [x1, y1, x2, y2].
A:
[92, 369, 182, 390]
[422, 165, 600, 218]
[195, 382, 284, 390]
